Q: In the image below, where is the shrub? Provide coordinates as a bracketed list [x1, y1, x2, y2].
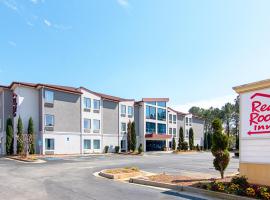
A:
[228, 183, 240, 193]
[246, 187, 256, 197]
[209, 181, 225, 192]
[178, 127, 184, 150]
[231, 176, 249, 189]
[6, 118, 14, 155]
[196, 144, 200, 151]
[17, 116, 24, 155]
[131, 122, 136, 152]
[172, 137, 176, 150]
[189, 128, 194, 150]
[261, 192, 270, 200]
[138, 143, 143, 154]
[115, 146, 120, 153]
[104, 146, 109, 153]
[28, 117, 35, 154]
[182, 141, 188, 150]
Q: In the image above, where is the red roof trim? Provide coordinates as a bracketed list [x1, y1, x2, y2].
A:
[145, 134, 172, 139]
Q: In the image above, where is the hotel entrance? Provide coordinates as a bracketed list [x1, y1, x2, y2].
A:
[146, 140, 166, 151]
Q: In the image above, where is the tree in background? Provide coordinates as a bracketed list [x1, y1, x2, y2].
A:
[207, 133, 212, 150]
[221, 103, 234, 137]
[28, 117, 35, 154]
[17, 116, 24, 155]
[189, 128, 194, 150]
[127, 121, 132, 151]
[203, 132, 208, 150]
[211, 118, 230, 179]
[130, 121, 136, 152]
[178, 127, 184, 150]
[172, 137, 176, 150]
[6, 118, 14, 155]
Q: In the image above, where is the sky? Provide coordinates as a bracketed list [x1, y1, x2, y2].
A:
[1, 0, 270, 112]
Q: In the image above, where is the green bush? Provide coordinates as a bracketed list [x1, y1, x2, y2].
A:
[178, 127, 184, 150]
[231, 176, 249, 188]
[189, 128, 194, 150]
[104, 146, 109, 153]
[138, 143, 143, 154]
[182, 141, 188, 150]
[115, 146, 120, 153]
[17, 116, 24, 155]
[172, 137, 176, 150]
[6, 118, 14, 155]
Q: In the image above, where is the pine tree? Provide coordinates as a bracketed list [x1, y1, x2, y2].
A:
[178, 127, 184, 150]
[207, 133, 212, 149]
[6, 118, 14, 155]
[172, 137, 176, 150]
[131, 121, 136, 152]
[28, 117, 35, 154]
[17, 116, 24, 155]
[211, 118, 230, 179]
[189, 128, 194, 150]
[127, 121, 132, 151]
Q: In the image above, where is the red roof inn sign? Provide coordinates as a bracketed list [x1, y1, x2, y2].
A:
[234, 79, 270, 186]
[249, 93, 270, 136]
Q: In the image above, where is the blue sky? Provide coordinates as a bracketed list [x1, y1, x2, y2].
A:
[1, 0, 270, 111]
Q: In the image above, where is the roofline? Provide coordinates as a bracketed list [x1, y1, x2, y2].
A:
[141, 98, 170, 102]
[80, 87, 135, 102]
[233, 79, 270, 94]
[10, 82, 82, 95]
[167, 107, 188, 115]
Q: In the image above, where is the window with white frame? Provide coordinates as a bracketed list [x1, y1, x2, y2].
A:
[169, 114, 172, 123]
[185, 129, 189, 138]
[93, 139, 100, 149]
[185, 117, 189, 125]
[173, 128, 176, 136]
[84, 139, 91, 149]
[128, 106, 133, 117]
[121, 122, 127, 133]
[93, 99, 100, 110]
[45, 114, 54, 126]
[83, 97, 91, 109]
[169, 128, 172, 134]
[45, 138, 54, 150]
[121, 105, 126, 116]
[173, 115, 177, 124]
[93, 119, 100, 131]
[44, 90, 54, 103]
[84, 118, 91, 130]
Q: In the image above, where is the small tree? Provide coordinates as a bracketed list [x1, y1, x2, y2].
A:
[28, 117, 35, 154]
[130, 121, 136, 152]
[172, 137, 176, 150]
[189, 128, 194, 150]
[17, 116, 24, 155]
[203, 132, 208, 150]
[207, 133, 212, 149]
[6, 118, 14, 155]
[178, 127, 184, 150]
[211, 118, 230, 179]
[127, 121, 132, 151]
[138, 143, 143, 154]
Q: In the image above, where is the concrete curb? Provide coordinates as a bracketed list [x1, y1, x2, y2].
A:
[5, 157, 46, 164]
[130, 178, 254, 200]
[99, 170, 143, 180]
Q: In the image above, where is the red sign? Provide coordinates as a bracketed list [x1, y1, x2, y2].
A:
[249, 93, 270, 135]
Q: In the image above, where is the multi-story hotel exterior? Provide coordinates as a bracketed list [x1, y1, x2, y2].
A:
[0, 81, 204, 155]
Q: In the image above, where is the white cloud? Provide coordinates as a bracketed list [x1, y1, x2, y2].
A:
[172, 94, 237, 113]
[44, 19, 51, 27]
[29, 0, 44, 4]
[8, 41, 16, 46]
[117, 0, 129, 7]
[1, 0, 18, 11]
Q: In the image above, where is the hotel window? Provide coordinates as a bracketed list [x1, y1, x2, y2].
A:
[121, 140, 126, 149]
[169, 114, 172, 123]
[84, 139, 91, 149]
[158, 108, 166, 121]
[84, 118, 91, 130]
[173, 128, 176, 136]
[146, 105, 156, 120]
[145, 101, 156, 106]
[45, 114, 54, 126]
[44, 90, 54, 103]
[157, 123, 166, 135]
[93, 99, 100, 110]
[93, 119, 100, 132]
[157, 101, 166, 107]
[121, 122, 127, 133]
[173, 115, 177, 124]
[121, 105, 126, 117]
[83, 97, 91, 109]
[189, 118, 192, 126]
[146, 122, 156, 134]
[185, 117, 189, 125]
[128, 106, 133, 117]
[93, 139, 100, 149]
[186, 129, 189, 138]
[45, 138, 54, 150]
[169, 128, 172, 135]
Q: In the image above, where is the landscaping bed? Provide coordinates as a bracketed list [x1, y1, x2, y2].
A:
[99, 167, 144, 180]
[194, 176, 270, 200]
[7, 155, 44, 163]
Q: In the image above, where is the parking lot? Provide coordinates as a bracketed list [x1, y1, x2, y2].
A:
[0, 152, 239, 200]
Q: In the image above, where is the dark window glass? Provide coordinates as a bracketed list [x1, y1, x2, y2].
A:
[157, 123, 166, 134]
[45, 138, 54, 150]
[158, 108, 166, 121]
[146, 106, 156, 119]
[146, 122, 156, 133]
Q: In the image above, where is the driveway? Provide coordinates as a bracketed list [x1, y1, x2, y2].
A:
[0, 152, 239, 200]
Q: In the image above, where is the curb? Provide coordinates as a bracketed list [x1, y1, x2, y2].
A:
[99, 170, 143, 180]
[130, 178, 253, 200]
[5, 157, 46, 164]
